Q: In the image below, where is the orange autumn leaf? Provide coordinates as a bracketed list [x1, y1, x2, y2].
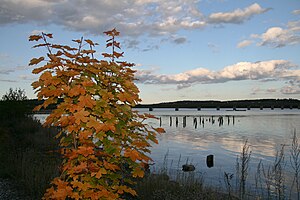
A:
[29, 56, 44, 65]
[94, 167, 107, 179]
[153, 127, 165, 134]
[29, 35, 43, 41]
[102, 123, 116, 132]
[78, 95, 96, 109]
[77, 146, 94, 157]
[86, 117, 105, 133]
[50, 179, 73, 199]
[113, 51, 124, 59]
[132, 167, 144, 178]
[117, 92, 127, 102]
[84, 39, 95, 46]
[79, 130, 93, 140]
[81, 79, 94, 87]
[72, 162, 88, 174]
[103, 160, 120, 171]
[123, 186, 137, 196]
[48, 54, 60, 62]
[45, 33, 53, 38]
[102, 53, 113, 58]
[74, 109, 89, 124]
[124, 149, 141, 162]
[104, 28, 120, 37]
[72, 180, 91, 192]
[68, 85, 86, 97]
[102, 110, 114, 119]
[114, 185, 136, 195]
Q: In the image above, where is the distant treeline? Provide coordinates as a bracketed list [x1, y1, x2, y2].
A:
[1, 98, 300, 113]
[136, 99, 300, 109]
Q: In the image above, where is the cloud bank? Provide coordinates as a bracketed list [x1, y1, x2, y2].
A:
[0, 1, 268, 37]
[135, 60, 300, 94]
[238, 19, 300, 48]
[208, 3, 269, 24]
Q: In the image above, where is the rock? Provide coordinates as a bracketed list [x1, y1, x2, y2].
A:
[182, 164, 195, 172]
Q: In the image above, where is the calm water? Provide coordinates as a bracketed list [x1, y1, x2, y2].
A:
[35, 108, 300, 195]
[136, 108, 300, 193]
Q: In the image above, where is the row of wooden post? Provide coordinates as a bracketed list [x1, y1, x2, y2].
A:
[150, 106, 299, 112]
[159, 115, 235, 128]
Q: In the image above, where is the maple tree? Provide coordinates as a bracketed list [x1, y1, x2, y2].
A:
[30, 29, 164, 200]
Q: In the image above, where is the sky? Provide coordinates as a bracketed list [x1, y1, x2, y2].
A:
[0, 0, 300, 104]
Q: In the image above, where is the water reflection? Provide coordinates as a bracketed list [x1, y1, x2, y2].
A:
[141, 108, 300, 195]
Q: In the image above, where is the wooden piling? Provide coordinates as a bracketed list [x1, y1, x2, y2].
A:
[206, 155, 214, 168]
[183, 116, 187, 128]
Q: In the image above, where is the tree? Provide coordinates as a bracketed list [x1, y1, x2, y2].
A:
[1, 88, 27, 101]
[0, 88, 28, 119]
[30, 29, 164, 199]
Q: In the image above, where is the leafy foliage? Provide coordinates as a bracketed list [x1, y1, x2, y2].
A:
[0, 88, 29, 119]
[30, 29, 164, 199]
[1, 88, 27, 101]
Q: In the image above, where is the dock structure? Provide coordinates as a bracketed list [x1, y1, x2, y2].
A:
[159, 114, 236, 128]
[260, 106, 263, 110]
[143, 103, 300, 112]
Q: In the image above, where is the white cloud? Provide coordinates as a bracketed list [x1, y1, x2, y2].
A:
[208, 3, 269, 24]
[0, 0, 207, 37]
[241, 20, 300, 48]
[135, 60, 299, 94]
[237, 40, 252, 48]
[0, 1, 269, 39]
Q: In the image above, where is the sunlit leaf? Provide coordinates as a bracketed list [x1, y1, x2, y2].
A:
[85, 39, 95, 46]
[29, 57, 44, 65]
[45, 33, 53, 38]
[132, 167, 144, 178]
[74, 109, 89, 124]
[77, 146, 94, 157]
[29, 35, 42, 41]
[95, 168, 107, 179]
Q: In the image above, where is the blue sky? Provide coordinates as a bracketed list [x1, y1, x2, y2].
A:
[0, 0, 300, 104]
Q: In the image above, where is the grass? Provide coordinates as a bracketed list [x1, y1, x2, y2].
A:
[0, 105, 61, 199]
